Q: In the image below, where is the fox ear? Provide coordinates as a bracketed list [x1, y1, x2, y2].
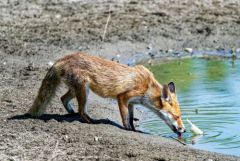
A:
[161, 85, 170, 101]
[168, 82, 175, 93]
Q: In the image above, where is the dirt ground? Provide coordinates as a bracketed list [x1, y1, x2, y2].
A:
[0, 0, 240, 160]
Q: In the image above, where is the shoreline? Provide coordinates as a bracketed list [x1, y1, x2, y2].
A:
[1, 0, 240, 160]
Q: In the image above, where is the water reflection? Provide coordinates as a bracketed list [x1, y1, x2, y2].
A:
[205, 60, 227, 81]
[140, 58, 240, 156]
[150, 59, 195, 93]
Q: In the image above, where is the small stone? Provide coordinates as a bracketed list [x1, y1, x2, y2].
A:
[147, 44, 152, 50]
[55, 14, 62, 19]
[236, 48, 240, 53]
[25, 63, 35, 71]
[148, 59, 152, 66]
[167, 49, 173, 53]
[206, 159, 213, 161]
[0, 146, 8, 150]
[47, 61, 54, 67]
[184, 48, 193, 53]
[3, 62, 6, 65]
[136, 107, 143, 113]
[148, 52, 155, 59]
[94, 136, 101, 142]
[63, 135, 69, 142]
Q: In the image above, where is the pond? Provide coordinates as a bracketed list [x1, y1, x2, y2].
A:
[139, 58, 240, 156]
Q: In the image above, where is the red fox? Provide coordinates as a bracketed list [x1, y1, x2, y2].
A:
[28, 52, 186, 135]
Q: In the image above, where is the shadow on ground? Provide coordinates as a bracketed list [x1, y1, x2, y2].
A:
[9, 113, 123, 127]
[8, 113, 148, 134]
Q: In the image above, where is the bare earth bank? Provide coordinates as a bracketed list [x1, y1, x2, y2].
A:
[0, 0, 240, 160]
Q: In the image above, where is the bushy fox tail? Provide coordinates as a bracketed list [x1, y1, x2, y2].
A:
[28, 67, 60, 116]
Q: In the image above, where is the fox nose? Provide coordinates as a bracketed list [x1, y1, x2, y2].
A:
[178, 127, 186, 133]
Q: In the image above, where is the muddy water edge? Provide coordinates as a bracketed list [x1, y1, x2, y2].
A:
[1, 0, 240, 160]
[140, 57, 240, 157]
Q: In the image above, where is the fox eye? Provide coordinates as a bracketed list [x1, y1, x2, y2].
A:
[172, 113, 180, 120]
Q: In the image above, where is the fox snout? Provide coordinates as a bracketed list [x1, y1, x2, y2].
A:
[169, 122, 186, 136]
[158, 110, 186, 135]
[177, 127, 186, 133]
[173, 126, 186, 135]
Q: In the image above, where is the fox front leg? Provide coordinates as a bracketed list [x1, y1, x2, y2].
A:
[117, 95, 133, 131]
[128, 103, 136, 131]
[61, 89, 75, 114]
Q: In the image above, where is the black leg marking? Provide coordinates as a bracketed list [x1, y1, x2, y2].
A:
[128, 104, 136, 131]
[61, 90, 75, 114]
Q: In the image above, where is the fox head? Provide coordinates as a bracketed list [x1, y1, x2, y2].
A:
[143, 82, 186, 136]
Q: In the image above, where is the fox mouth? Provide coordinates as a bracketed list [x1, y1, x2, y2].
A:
[158, 110, 186, 136]
[172, 126, 186, 137]
[171, 126, 180, 135]
[174, 129, 183, 137]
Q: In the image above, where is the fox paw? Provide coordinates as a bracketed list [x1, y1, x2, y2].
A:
[123, 121, 135, 131]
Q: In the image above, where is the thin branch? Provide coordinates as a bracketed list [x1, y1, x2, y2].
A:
[102, 5, 111, 41]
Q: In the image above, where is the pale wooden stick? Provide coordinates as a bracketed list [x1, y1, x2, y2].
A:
[102, 5, 111, 41]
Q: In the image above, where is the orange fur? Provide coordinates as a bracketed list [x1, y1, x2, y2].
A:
[28, 52, 185, 134]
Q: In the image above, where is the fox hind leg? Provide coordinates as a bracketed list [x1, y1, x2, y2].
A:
[61, 89, 75, 114]
[75, 82, 93, 123]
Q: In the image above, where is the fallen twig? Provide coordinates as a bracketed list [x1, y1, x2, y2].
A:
[170, 136, 187, 145]
[102, 5, 111, 41]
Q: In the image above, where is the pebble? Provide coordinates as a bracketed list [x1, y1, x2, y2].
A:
[167, 49, 173, 53]
[55, 14, 62, 19]
[47, 61, 54, 67]
[0, 146, 8, 150]
[148, 59, 152, 66]
[25, 63, 35, 71]
[94, 136, 101, 142]
[147, 44, 153, 50]
[206, 159, 213, 161]
[184, 48, 193, 53]
[63, 135, 70, 142]
[236, 48, 240, 53]
[148, 52, 155, 59]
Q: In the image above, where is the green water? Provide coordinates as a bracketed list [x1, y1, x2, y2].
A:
[139, 58, 240, 156]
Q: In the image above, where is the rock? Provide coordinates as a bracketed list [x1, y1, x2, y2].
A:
[55, 14, 62, 19]
[147, 44, 152, 50]
[47, 61, 54, 67]
[167, 49, 173, 53]
[111, 54, 121, 63]
[148, 52, 155, 59]
[94, 136, 101, 142]
[173, 52, 180, 56]
[0, 146, 8, 150]
[25, 63, 35, 71]
[236, 48, 240, 53]
[148, 59, 152, 66]
[63, 135, 70, 142]
[184, 48, 193, 53]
